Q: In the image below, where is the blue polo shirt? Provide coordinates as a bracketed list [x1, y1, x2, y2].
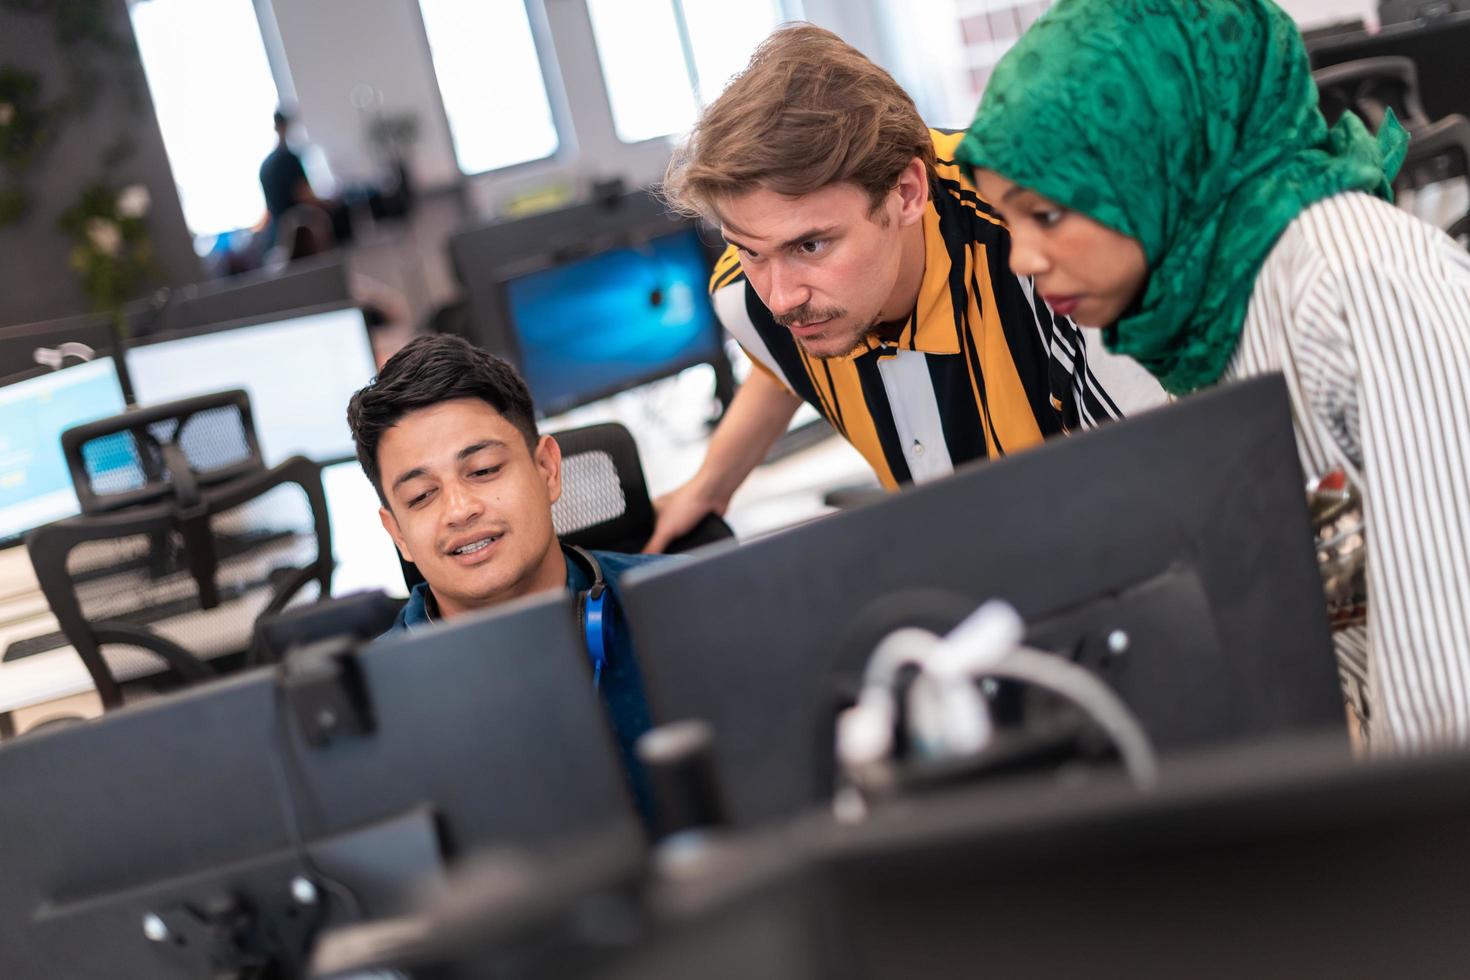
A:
[385, 545, 670, 828]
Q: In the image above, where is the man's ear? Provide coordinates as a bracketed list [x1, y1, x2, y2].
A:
[379, 505, 414, 563]
[895, 156, 929, 227]
[536, 434, 563, 505]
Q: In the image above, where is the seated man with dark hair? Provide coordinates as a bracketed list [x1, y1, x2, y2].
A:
[346, 334, 670, 822]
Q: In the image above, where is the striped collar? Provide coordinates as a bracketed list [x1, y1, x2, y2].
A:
[848, 197, 964, 360]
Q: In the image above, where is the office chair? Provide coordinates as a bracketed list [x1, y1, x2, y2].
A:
[26, 390, 334, 709]
[551, 422, 733, 553]
[396, 421, 734, 592]
[1399, 114, 1470, 244]
[1314, 56, 1432, 132]
[272, 203, 338, 263]
[1314, 57, 1470, 245]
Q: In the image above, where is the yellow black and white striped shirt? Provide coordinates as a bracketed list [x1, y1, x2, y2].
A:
[708, 129, 1123, 489]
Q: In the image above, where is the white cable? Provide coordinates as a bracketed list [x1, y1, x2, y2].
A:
[988, 646, 1159, 789]
[33, 342, 98, 371]
[907, 601, 1022, 758]
[926, 600, 1026, 678]
[838, 600, 1159, 793]
[837, 628, 940, 770]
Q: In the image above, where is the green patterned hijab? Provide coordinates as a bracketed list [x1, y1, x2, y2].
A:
[955, 0, 1408, 395]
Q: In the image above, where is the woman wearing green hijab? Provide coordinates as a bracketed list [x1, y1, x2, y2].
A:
[957, 0, 1470, 752]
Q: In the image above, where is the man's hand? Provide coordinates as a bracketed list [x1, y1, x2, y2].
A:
[644, 476, 727, 554]
[641, 370, 803, 553]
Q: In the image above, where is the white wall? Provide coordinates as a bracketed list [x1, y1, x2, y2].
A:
[0, 0, 200, 326]
[459, 0, 679, 217]
[259, 1, 1390, 214]
[263, 0, 884, 217]
[267, 0, 461, 191]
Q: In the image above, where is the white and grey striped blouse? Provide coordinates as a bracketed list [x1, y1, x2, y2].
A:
[1226, 191, 1470, 751]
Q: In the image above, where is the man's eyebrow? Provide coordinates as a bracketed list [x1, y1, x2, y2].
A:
[390, 466, 428, 494]
[720, 214, 754, 241]
[457, 439, 507, 461]
[778, 226, 838, 251]
[388, 440, 509, 494]
[1002, 184, 1028, 203]
[724, 225, 839, 254]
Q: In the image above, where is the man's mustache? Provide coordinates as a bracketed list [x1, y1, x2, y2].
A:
[774, 304, 846, 328]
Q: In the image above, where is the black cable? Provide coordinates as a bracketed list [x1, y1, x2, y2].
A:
[265, 680, 366, 923]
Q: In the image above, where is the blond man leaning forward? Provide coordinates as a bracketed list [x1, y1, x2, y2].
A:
[648, 24, 1159, 551]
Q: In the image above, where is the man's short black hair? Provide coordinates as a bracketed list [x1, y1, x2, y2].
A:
[347, 334, 539, 505]
[273, 109, 289, 129]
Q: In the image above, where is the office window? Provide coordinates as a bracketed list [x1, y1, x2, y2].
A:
[856, 0, 1054, 129]
[586, 0, 791, 144]
[679, 0, 790, 100]
[129, 0, 283, 237]
[417, 0, 560, 175]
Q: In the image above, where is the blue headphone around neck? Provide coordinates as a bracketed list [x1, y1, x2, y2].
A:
[414, 544, 610, 688]
[566, 545, 609, 689]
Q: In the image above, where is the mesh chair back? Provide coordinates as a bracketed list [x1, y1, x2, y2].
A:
[28, 392, 332, 708]
[62, 389, 263, 514]
[550, 423, 656, 552]
[551, 422, 733, 553]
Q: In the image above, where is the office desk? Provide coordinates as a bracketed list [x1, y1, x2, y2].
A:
[0, 462, 408, 720]
[0, 336, 1166, 728]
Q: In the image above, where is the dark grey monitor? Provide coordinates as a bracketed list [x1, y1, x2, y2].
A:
[152, 255, 351, 336]
[2, 256, 349, 385]
[0, 591, 638, 979]
[310, 734, 1470, 979]
[622, 374, 1346, 827]
[0, 312, 131, 385]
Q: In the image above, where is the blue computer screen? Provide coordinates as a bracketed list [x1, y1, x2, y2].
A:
[0, 358, 127, 542]
[505, 227, 724, 413]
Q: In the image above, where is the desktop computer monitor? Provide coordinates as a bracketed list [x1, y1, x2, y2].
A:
[151, 256, 352, 337]
[0, 591, 639, 979]
[498, 225, 727, 415]
[0, 359, 128, 547]
[451, 189, 730, 415]
[125, 304, 376, 465]
[0, 313, 131, 385]
[621, 374, 1346, 827]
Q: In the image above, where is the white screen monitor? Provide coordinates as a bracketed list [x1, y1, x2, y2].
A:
[126, 305, 376, 465]
[0, 358, 128, 544]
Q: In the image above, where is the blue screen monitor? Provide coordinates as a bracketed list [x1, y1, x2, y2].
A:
[502, 226, 725, 415]
[0, 358, 128, 545]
